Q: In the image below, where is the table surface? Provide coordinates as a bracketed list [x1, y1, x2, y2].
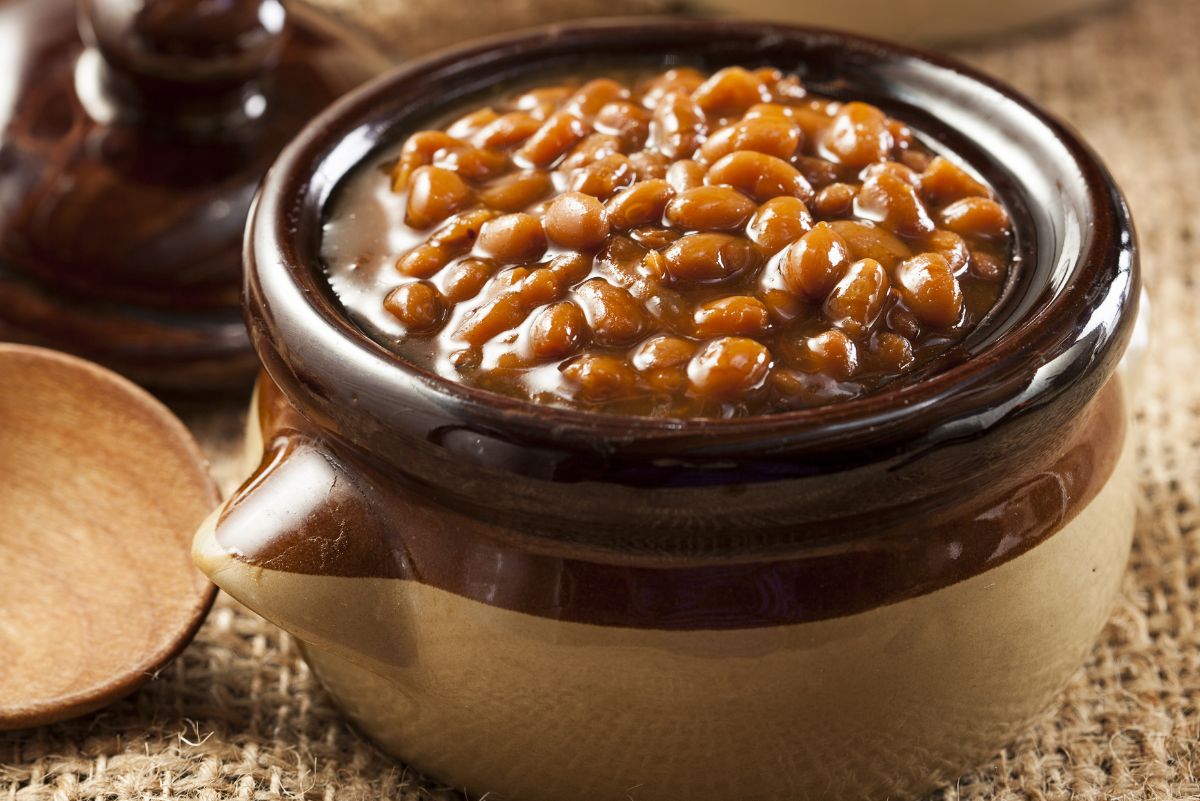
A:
[4, 0, 1200, 798]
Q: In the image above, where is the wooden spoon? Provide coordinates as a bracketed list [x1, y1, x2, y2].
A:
[0, 343, 219, 730]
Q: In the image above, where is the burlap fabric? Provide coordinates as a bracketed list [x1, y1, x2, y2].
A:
[3, 0, 1198, 797]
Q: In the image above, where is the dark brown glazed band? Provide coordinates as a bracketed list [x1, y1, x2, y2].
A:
[215, 374, 1125, 629]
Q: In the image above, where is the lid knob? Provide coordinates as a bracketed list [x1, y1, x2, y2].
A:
[78, 0, 289, 125]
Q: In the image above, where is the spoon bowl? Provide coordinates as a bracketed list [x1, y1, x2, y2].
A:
[0, 343, 218, 730]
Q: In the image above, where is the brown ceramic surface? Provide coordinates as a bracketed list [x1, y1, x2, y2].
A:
[0, 0, 388, 393]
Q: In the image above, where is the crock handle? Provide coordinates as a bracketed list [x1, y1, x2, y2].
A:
[192, 396, 414, 669]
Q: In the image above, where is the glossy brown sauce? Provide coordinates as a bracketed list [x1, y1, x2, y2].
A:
[322, 67, 1014, 418]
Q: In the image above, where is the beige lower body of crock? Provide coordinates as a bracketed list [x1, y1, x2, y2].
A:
[194, 382, 1136, 801]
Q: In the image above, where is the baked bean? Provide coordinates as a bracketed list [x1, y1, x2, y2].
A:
[472, 112, 542, 150]
[887, 119, 916, 155]
[823, 258, 889, 334]
[638, 250, 668, 284]
[476, 213, 547, 263]
[641, 368, 688, 393]
[872, 331, 915, 372]
[705, 151, 813, 203]
[748, 67, 796, 98]
[812, 183, 858, 217]
[919, 156, 990, 204]
[940, 197, 1012, 240]
[790, 104, 836, 144]
[396, 242, 451, 279]
[923, 229, 970, 273]
[632, 335, 696, 371]
[595, 101, 651, 150]
[491, 266, 531, 291]
[628, 149, 670, 180]
[746, 196, 813, 252]
[325, 66, 1015, 417]
[632, 227, 682, 250]
[687, 337, 771, 399]
[860, 160, 920, 187]
[759, 287, 804, 324]
[699, 117, 802, 162]
[570, 153, 636, 199]
[768, 73, 808, 102]
[855, 167, 935, 236]
[828, 220, 912, 269]
[441, 258, 495, 302]
[384, 282, 445, 332]
[575, 279, 647, 346]
[455, 268, 560, 346]
[821, 102, 893, 169]
[970, 249, 1006, 282]
[478, 170, 554, 212]
[560, 134, 624, 170]
[431, 209, 497, 252]
[666, 159, 706, 193]
[547, 252, 594, 286]
[886, 304, 921, 340]
[448, 347, 482, 370]
[662, 233, 762, 284]
[744, 102, 798, 121]
[405, 166, 473, 229]
[515, 86, 573, 118]
[605, 179, 674, 231]
[446, 107, 499, 139]
[792, 155, 840, 190]
[392, 131, 459, 191]
[518, 111, 588, 167]
[432, 145, 509, 181]
[564, 78, 630, 118]
[640, 67, 706, 109]
[638, 282, 691, 329]
[651, 90, 707, 160]
[899, 147, 932, 173]
[562, 354, 639, 401]
[768, 368, 812, 400]
[691, 67, 770, 117]
[529, 301, 590, 360]
[596, 235, 650, 287]
[693, 296, 771, 337]
[666, 186, 757, 231]
[803, 329, 858, 380]
[778, 223, 851, 301]
[521, 268, 563, 304]
[895, 253, 964, 328]
[544, 191, 611, 250]
[493, 350, 529, 369]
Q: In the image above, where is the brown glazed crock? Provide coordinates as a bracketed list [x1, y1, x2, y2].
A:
[194, 18, 1139, 801]
[0, 0, 387, 394]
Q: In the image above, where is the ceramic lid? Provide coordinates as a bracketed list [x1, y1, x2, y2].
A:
[0, 0, 389, 394]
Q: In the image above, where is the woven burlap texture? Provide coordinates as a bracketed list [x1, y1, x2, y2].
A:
[312, 0, 674, 55]
[3, 0, 1198, 798]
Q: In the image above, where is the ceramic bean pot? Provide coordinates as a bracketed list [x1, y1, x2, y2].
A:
[193, 19, 1140, 801]
[0, 0, 388, 393]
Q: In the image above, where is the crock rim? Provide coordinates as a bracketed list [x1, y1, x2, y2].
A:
[245, 15, 1138, 457]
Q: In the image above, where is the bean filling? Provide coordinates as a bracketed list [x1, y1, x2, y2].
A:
[323, 67, 1014, 418]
